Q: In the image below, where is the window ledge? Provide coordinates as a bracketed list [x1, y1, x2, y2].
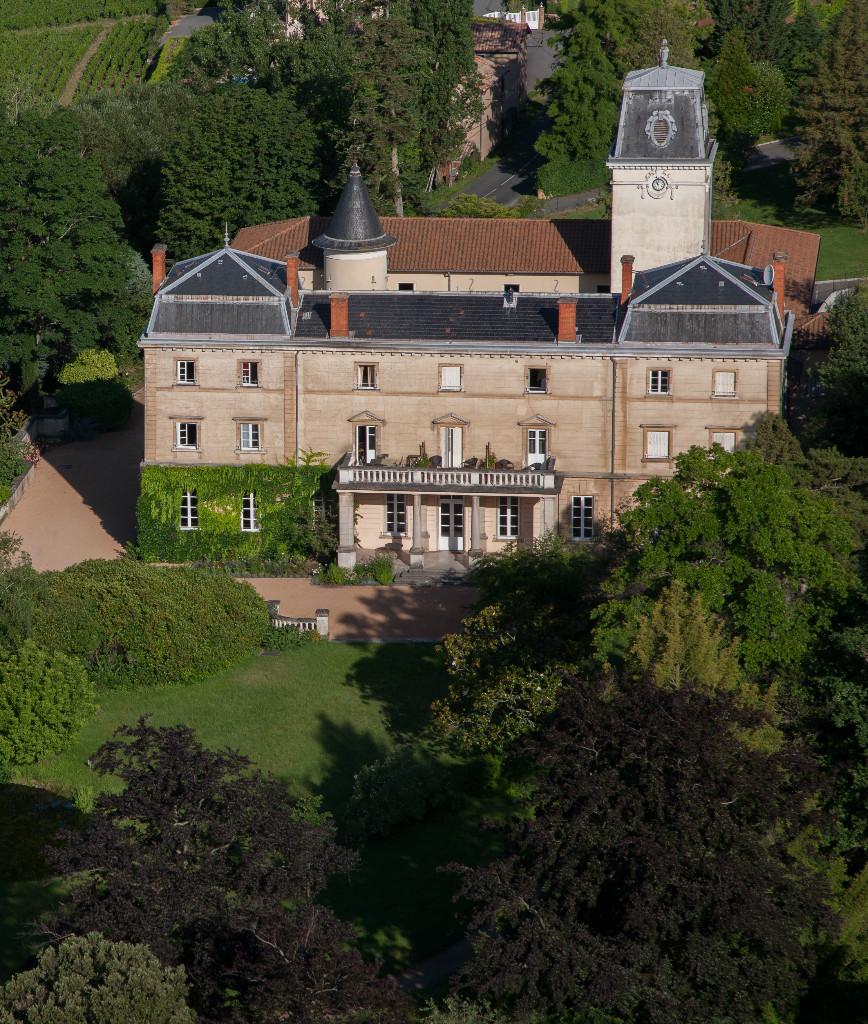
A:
[236, 448, 266, 455]
[711, 393, 737, 399]
[237, 383, 261, 389]
[642, 456, 672, 463]
[174, 381, 198, 387]
[526, 389, 548, 396]
[646, 392, 673, 398]
[438, 387, 464, 393]
[378, 532, 407, 539]
[172, 446, 200, 452]
[179, 526, 199, 532]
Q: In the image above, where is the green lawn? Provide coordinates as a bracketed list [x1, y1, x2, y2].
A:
[715, 163, 866, 281]
[4, 642, 507, 978]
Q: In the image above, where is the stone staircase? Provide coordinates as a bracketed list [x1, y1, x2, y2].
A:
[393, 560, 470, 587]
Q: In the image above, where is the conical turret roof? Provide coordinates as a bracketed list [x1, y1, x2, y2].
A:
[312, 163, 396, 253]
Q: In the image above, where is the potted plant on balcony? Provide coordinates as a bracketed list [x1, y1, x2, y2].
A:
[482, 443, 497, 470]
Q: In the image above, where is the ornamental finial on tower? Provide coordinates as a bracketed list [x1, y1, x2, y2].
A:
[659, 38, 669, 67]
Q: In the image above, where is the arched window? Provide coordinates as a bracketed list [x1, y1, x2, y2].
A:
[180, 490, 198, 530]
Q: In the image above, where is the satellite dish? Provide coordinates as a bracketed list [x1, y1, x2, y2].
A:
[763, 264, 775, 287]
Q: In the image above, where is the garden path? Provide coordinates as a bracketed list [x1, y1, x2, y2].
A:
[248, 577, 477, 642]
[3, 393, 143, 570]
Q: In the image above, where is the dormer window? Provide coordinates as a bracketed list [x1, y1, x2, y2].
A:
[645, 109, 676, 148]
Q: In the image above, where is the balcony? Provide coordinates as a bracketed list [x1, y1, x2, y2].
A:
[334, 452, 558, 494]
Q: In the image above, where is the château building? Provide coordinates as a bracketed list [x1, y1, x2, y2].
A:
[140, 46, 820, 569]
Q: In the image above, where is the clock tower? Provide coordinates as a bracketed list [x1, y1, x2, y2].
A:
[607, 41, 717, 286]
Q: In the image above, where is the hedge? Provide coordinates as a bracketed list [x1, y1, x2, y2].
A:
[57, 380, 133, 430]
[0, 641, 96, 767]
[537, 155, 608, 198]
[136, 463, 328, 563]
[29, 560, 270, 688]
[57, 348, 118, 384]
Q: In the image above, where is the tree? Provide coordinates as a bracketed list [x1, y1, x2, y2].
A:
[535, 3, 624, 173]
[0, 109, 145, 399]
[0, 933, 195, 1024]
[838, 159, 868, 231]
[433, 537, 606, 752]
[46, 720, 402, 1024]
[0, 641, 95, 769]
[441, 195, 520, 219]
[796, 1, 868, 208]
[707, 0, 791, 61]
[709, 32, 788, 150]
[594, 446, 860, 678]
[780, 4, 825, 90]
[158, 86, 319, 256]
[816, 287, 868, 455]
[618, 0, 702, 72]
[453, 674, 831, 1024]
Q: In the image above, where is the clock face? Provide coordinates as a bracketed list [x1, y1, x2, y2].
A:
[650, 176, 669, 196]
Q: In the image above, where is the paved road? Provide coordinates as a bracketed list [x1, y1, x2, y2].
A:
[161, 4, 220, 42]
[463, 109, 549, 205]
[744, 136, 800, 172]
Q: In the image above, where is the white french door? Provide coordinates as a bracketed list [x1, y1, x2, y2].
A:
[438, 496, 464, 551]
[355, 424, 377, 464]
[527, 429, 548, 467]
[440, 427, 463, 468]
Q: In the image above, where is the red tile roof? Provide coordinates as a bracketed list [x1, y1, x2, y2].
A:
[233, 216, 820, 313]
[792, 311, 831, 349]
[471, 20, 529, 53]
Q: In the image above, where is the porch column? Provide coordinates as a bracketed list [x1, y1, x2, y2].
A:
[540, 495, 557, 537]
[337, 491, 357, 568]
[409, 493, 425, 567]
[469, 494, 483, 562]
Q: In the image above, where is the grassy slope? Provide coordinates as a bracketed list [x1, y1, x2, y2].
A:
[4, 643, 504, 978]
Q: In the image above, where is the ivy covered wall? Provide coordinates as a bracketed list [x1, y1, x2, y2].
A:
[136, 463, 329, 562]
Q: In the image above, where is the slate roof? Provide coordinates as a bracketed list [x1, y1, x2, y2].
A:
[312, 163, 395, 254]
[231, 217, 820, 314]
[619, 255, 782, 347]
[294, 292, 616, 346]
[147, 247, 292, 338]
[471, 20, 529, 53]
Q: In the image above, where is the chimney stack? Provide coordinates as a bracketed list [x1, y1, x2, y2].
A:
[285, 251, 300, 308]
[620, 254, 635, 309]
[330, 293, 349, 338]
[772, 251, 788, 318]
[557, 299, 576, 343]
[150, 243, 167, 295]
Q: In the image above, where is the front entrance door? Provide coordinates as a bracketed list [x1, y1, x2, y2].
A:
[439, 496, 464, 551]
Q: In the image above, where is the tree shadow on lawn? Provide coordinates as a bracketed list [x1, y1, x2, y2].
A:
[0, 784, 75, 981]
[307, 713, 389, 813]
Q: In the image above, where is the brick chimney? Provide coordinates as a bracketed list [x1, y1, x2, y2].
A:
[330, 293, 349, 338]
[557, 299, 576, 343]
[285, 250, 300, 307]
[620, 254, 635, 309]
[150, 243, 167, 295]
[772, 251, 788, 318]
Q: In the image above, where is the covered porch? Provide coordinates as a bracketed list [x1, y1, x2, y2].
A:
[333, 456, 559, 569]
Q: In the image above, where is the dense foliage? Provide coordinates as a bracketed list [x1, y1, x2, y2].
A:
[815, 287, 868, 456]
[136, 462, 331, 563]
[0, 0, 162, 30]
[57, 380, 133, 431]
[453, 674, 831, 1024]
[57, 349, 119, 385]
[0, 932, 196, 1024]
[26, 561, 269, 687]
[0, 26, 100, 108]
[75, 17, 168, 100]
[0, 640, 95, 768]
[47, 720, 403, 1023]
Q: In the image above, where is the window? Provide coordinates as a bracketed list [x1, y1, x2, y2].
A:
[356, 424, 377, 464]
[176, 360, 196, 385]
[439, 365, 462, 391]
[498, 496, 519, 538]
[239, 422, 261, 451]
[527, 367, 547, 393]
[648, 369, 671, 395]
[713, 370, 736, 397]
[180, 490, 198, 530]
[504, 283, 520, 295]
[596, 284, 610, 294]
[571, 495, 594, 540]
[645, 429, 670, 460]
[241, 491, 260, 532]
[385, 494, 407, 535]
[398, 282, 415, 292]
[440, 426, 463, 467]
[527, 428, 548, 466]
[175, 421, 198, 449]
[711, 431, 736, 453]
[240, 361, 259, 387]
[356, 363, 378, 389]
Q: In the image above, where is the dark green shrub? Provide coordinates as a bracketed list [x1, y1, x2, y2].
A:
[57, 380, 133, 431]
[0, 640, 96, 766]
[29, 561, 270, 688]
[361, 554, 395, 585]
[136, 463, 332, 562]
[261, 625, 320, 651]
[537, 155, 607, 197]
[0, 438, 30, 488]
[321, 562, 350, 585]
[345, 744, 456, 840]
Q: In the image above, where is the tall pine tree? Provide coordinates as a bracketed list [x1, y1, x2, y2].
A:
[707, 0, 792, 61]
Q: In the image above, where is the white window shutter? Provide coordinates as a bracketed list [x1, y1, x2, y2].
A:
[647, 431, 669, 458]
[715, 371, 736, 395]
[441, 366, 461, 390]
[712, 431, 736, 453]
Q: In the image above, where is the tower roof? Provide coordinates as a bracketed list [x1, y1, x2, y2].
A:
[312, 163, 396, 253]
[610, 40, 712, 162]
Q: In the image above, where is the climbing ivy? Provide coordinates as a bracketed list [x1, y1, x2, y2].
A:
[136, 462, 329, 563]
